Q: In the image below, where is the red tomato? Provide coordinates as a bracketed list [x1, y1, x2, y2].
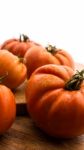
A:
[24, 45, 75, 78]
[0, 50, 27, 89]
[0, 85, 16, 134]
[0, 34, 41, 57]
[25, 64, 84, 138]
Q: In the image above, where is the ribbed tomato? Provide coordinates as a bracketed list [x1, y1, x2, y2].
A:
[24, 45, 75, 78]
[0, 50, 27, 89]
[0, 34, 40, 57]
[0, 85, 16, 134]
[25, 64, 84, 138]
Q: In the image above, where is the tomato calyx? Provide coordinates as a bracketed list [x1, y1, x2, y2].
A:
[19, 34, 29, 42]
[45, 45, 58, 54]
[18, 57, 24, 63]
[65, 70, 84, 90]
[0, 72, 8, 83]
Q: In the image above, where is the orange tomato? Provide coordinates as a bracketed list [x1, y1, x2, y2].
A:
[24, 45, 75, 78]
[0, 50, 27, 89]
[0, 85, 16, 134]
[25, 64, 84, 138]
[0, 34, 41, 57]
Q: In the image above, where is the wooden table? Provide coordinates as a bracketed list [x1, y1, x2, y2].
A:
[0, 116, 84, 150]
[0, 63, 84, 150]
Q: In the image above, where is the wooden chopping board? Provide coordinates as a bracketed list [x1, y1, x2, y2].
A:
[15, 63, 84, 116]
[14, 80, 27, 116]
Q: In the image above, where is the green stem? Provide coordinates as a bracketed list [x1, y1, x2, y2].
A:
[0, 72, 8, 83]
[18, 57, 24, 63]
[19, 34, 29, 42]
[65, 70, 84, 90]
[45, 45, 58, 54]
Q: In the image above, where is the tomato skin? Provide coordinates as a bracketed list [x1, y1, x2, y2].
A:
[0, 85, 16, 134]
[0, 50, 27, 89]
[0, 35, 41, 57]
[25, 64, 84, 138]
[24, 46, 75, 78]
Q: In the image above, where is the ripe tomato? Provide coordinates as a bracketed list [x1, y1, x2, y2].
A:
[0, 85, 16, 134]
[24, 45, 75, 78]
[0, 34, 41, 57]
[25, 64, 84, 138]
[0, 50, 27, 89]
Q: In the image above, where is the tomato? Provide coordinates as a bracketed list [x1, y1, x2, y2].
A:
[0, 85, 16, 134]
[0, 50, 27, 89]
[25, 64, 84, 138]
[0, 34, 41, 57]
[24, 45, 75, 78]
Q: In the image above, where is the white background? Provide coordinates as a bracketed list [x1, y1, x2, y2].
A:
[0, 0, 84, 63]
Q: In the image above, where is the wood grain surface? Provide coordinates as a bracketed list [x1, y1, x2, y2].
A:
[14, 80, 27, 116]
[0, 116, 84, 150]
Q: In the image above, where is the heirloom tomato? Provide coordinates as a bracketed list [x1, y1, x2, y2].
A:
[25, 64, 84, 138]
[0, 34, 40, 57]
[0, 50, 27, 89]
[24, 45, 75, 78]
[0, 85, 16, 134]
